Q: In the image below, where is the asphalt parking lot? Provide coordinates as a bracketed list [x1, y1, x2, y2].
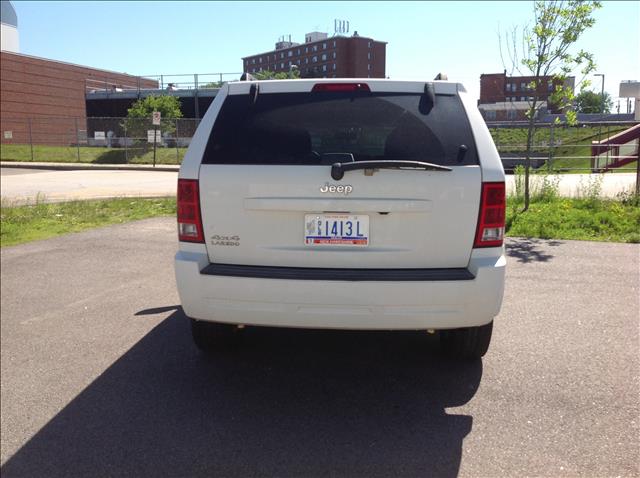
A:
[1, 217, 638, 477]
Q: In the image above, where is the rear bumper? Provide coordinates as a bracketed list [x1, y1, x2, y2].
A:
[175, 248, 505, 330]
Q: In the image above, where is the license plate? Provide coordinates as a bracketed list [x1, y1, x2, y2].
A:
[304, 214, 369, 246]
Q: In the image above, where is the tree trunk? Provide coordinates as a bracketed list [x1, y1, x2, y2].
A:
[523, 113, 536, 212]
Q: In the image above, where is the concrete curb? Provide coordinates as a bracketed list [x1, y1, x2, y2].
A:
[0, 161, 180, 172]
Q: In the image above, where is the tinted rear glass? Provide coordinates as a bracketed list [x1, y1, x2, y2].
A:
[202, 91, 478, 166]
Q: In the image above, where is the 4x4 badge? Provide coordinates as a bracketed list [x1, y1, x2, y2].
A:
[320, 182, 353, 195]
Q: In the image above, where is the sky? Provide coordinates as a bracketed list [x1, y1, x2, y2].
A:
[9, 1, 640, 105]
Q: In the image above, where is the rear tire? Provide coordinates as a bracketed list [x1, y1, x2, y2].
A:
[440, 321, 493, 359]
[190, 318, 241, 354]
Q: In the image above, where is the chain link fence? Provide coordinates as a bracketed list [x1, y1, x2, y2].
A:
[487, 121, 639, 173]
[1, 117, 638, 171]
[0, 117, 201, 165]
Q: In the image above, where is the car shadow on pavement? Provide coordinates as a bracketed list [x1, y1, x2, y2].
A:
[2, 308, 482, 478]
[506, 237, 563, 263]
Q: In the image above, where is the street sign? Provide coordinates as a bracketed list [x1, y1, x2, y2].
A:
[4, 131, 12, 139]
[147, 130, 162, 143]
[94, 131, 105, 140]
[152, 111, 161, 126]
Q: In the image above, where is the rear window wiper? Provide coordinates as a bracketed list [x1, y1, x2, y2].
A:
[330, 160, 451, 180]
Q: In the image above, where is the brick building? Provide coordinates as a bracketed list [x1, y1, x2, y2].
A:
[0, 51, 157, 144]
[478, 71, 574, 121]
[242, 31, 386, 78]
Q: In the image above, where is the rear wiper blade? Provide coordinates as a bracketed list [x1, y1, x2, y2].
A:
[330, 160, 451, 180]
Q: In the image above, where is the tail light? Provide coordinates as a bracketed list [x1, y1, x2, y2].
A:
[312, 83, 370, 92]
[474, 182, 505, 248]
[177, 179, 204, 243]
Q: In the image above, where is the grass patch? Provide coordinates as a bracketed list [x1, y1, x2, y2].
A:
[506, 195, 640, 243]
[2, 193, 638, 247]
[0, 143, 185, 165]
[1, 197, 176, 247]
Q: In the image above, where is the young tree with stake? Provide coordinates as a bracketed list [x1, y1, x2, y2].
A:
[500, 0, 602, 211]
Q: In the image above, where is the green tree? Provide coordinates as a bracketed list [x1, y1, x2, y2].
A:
[201, 81, 224, 88]
[575, 90, 612, 113]
[252, 69, 300, 80]
[500, 0, 601, 211]
[122, 95, 183, 139]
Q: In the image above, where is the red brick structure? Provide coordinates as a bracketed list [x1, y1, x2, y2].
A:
[242, 33, 386, 78]
[478, 71, 574, 121]
[0, 51, 157, 144]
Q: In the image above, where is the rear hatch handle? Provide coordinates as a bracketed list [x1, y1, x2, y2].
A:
[331, 160, 451, 180]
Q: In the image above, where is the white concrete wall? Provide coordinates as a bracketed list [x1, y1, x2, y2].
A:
[0, 23, 19, 53]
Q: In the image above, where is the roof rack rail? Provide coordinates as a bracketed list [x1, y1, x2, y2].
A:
[240, 72, 256, 81]
[434, 73, 448, 80]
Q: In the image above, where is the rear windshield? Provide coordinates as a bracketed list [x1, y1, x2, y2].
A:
[202, 91, 478, 166]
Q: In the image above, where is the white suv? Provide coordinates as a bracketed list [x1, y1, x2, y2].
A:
[175, 77, 506, 359]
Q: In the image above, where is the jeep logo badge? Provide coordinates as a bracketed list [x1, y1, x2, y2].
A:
[320, 182, 353, 195]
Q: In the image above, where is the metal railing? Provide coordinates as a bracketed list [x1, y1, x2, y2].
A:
[85, 72, 243, 94]
[591, 123, 640, 171]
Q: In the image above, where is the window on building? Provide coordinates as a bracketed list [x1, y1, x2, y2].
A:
[333, 52, 336, 59]
[333, 41, 336, 47]
[305, 47, 308, 53]
[321, 53, 327, 61]
[305, 58, 309, 64]
[333, 63, 336, 71]
[288, 51, 292, 57]
[368, 64, 371, 71]
[280, 52, 284, 59]
[547, 80, 554, 91]
[368, 41, 371, 48]
[507, 109, 517, 120]
[251, 59, 255, 64]
[322, 42, 327, 49]
[367, 52, 371, 60]
[505, 83, 512, 92]
[520, 96, 526, 101]
[273, 54, 277, 60]
[312, 56, 318, 63]
[281, 62, 285, 69]
[297, 49, 301, 55]
[259, 57, 262, 63]
[520, 82, 527, 90]
[322, 64, 327, 72]
[486, 110, 497, 120]
[296, 59, 300, 65]
[313, 45, 318, 52]
[288, 60, 292, 66]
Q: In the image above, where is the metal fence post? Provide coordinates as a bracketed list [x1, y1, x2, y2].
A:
[28, 118, 34, 161]
[175, 118, 179, 164]
[194, 74, 200, 119]
[75, 117, 80, 162]
[124, 122, 128, 164]
[548, 123, 555, 171]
